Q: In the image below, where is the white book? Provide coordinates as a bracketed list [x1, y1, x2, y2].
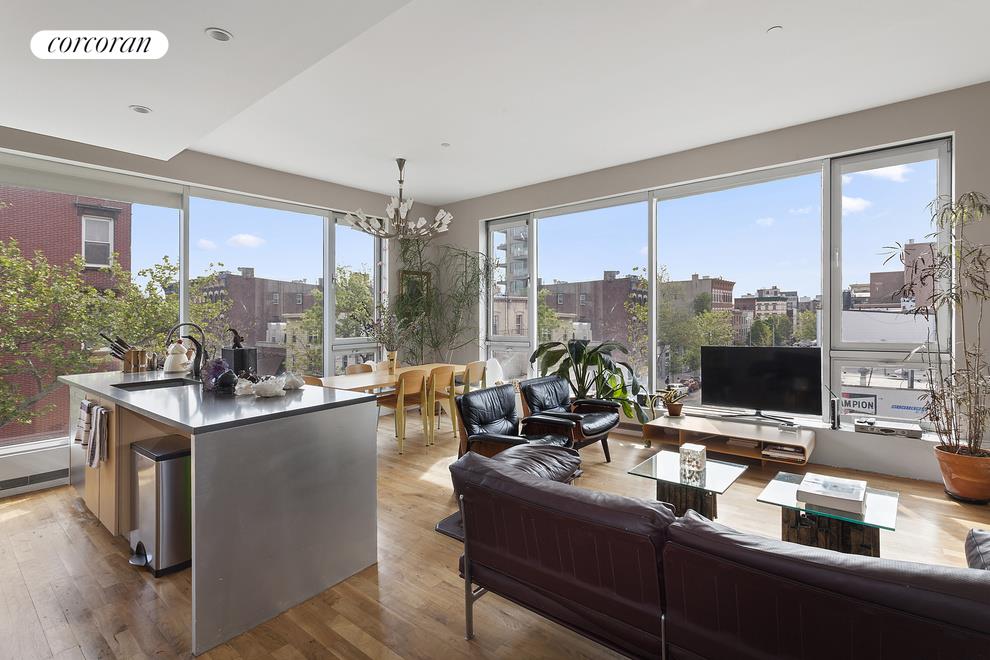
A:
[796, 473, 867, 514]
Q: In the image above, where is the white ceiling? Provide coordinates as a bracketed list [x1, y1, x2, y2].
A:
[4, 1, 990, 205]
[0, 0, 408, 160]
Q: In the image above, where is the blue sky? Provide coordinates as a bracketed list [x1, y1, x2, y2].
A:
[538, 159, 938, 299]
[131, 197, 376, 284]
[131, 159, 938, 300]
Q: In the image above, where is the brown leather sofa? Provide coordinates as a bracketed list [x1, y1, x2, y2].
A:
[664, 512, 990, 660]
[449, 451, 990, 659]
[450, 450, 676, 658]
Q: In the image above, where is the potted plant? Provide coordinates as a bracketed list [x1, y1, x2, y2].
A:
[370, 302, 419, 374]
[657, 387, 688, 417]
[529, 339, 648, 422]
[892, 192, 990, 502]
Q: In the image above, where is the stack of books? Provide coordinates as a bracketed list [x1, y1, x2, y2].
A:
[762, 444, 804, 462]
[796, 473, 867, 514]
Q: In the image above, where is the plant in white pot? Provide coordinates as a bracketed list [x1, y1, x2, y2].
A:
[891, 192, 990, 502]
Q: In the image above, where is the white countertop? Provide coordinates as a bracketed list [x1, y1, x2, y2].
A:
[58, 370, 375, 433]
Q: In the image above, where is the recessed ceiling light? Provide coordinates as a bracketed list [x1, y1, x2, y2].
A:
[440, 142, 451, 148]
[766, 25, 783, 34]
[129, 104, 152, 114]
[205, 27, 234, 42]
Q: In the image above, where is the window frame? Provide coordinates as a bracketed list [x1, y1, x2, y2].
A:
[81, 214, 114, 267]
[483, 139, 953, 425]
[486, 214, 533, 378]
[828, 138, 952, 354]
[327, 212, 383, 372]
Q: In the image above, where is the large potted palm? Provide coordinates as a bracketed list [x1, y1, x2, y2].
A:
[894, 192, 990, 502]
[529, 339, 649, 423]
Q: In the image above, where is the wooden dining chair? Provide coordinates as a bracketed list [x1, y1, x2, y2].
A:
[425, 365, 457, 445]
[459, 360, 487, 394]
[302, 375, 323, 386]
[345, 363, 373, 375]
[376, 369, 426, 453]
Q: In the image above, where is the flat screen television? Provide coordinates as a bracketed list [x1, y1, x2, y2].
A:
[700, 346, 822, 416]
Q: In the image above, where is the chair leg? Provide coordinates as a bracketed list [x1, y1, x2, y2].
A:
[601, 436, 611, 463]
[398, 406, 406, 454]
[464, 565, 474, 640]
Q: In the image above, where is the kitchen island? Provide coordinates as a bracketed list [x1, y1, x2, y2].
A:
[58, 370, 379, 655]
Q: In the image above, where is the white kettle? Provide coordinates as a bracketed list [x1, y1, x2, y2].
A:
[163, 341, 190, 373]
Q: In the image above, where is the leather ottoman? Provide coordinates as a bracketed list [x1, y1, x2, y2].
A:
[436, 444, 582, 541]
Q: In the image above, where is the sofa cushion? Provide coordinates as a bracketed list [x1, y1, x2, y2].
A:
[578, 410, 620, 436]
[966, 529, 990, 570]
[489, 443, 580, 482]
[667, 510, 990, 635]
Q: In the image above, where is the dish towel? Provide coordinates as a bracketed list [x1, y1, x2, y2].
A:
[73, 399, 94, 445]
[86, 405, 109, 468]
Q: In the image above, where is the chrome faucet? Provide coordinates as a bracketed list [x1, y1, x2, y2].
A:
[166, 323, 208, 380]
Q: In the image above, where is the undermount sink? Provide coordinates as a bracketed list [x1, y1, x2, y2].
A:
[112, 378, 199, 392]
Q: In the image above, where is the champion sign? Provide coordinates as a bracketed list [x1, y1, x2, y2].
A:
[31, 30, 168, 59]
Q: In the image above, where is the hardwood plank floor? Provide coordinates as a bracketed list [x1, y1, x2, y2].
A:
[1, 414, 988, 659]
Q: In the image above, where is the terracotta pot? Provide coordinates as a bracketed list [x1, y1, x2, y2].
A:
[387, 350, 398, 375]
[666, 402, 683, 417]
[934, 445, 990, 503]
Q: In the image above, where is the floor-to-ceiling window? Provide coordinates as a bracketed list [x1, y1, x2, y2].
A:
[655, 168, 822, 406]
[487, 216, 532, 380]
[332, 215, 381, 374]
[830, 140, 951, 421]
[485, 138, 951, 425]
[188, 195, 326, 376]
[0, 159, 181, 448]
[536, 196, 650, 379]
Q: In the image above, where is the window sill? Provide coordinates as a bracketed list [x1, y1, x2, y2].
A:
[630, 405, 943, 444]
[0, 435, 69, 458]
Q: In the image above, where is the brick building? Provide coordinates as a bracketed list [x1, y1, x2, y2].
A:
[202, 267, 322, 374]
[539, 270, 645, 346]
[0, 184, 132, 444]
[661, 274, 735, 313]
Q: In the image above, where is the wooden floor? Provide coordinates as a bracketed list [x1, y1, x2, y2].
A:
[2, 414, 989, 660]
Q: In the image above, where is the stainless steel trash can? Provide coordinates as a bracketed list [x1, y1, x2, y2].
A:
[129, 435, 192, 577]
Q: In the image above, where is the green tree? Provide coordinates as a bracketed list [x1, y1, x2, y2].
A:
[692, 292, 712, 315]
[0, 241, 103, 429]
[695, 309, 734, 346]
[767, 313, 793, 346]
[748, 318, 772, 346]
[0, 239, 230, 432]
[537, 288, 561, 341]
[334, 266, 374, 338]
[795, 310, 817, 342]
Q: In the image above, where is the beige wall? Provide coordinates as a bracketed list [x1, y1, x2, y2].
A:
[442, 80, 990, 365]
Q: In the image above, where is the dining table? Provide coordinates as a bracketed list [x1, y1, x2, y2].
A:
[320, 363, 468, 392]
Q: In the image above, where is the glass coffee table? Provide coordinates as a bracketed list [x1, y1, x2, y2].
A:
[628, 450, 748, 519]
[758, 472, 899, 557]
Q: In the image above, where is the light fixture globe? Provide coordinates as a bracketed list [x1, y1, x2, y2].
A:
[347, 159, 451, 240]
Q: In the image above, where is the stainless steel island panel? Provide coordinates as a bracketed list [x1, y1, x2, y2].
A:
[191, 400, 378, 654]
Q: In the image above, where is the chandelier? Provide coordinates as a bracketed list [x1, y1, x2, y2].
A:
[347, 158, 452, 240]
